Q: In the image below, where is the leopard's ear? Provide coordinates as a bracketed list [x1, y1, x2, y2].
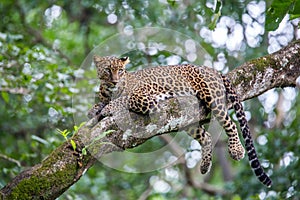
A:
[93, 55, 102, 63]
[120, 56, 130, 65]
[93, 55, 107, 68]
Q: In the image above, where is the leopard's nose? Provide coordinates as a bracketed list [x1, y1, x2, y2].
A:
[111, 72, 119, 84]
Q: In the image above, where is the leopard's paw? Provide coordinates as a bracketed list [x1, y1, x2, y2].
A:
[99, 105, 112, 117]
[228, 143, 245, 161]
[199, 144, 212, 174]
[87, 103, 105, 119]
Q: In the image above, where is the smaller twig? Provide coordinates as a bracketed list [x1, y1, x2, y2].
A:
[159, 134, 186, 164]
[215, 145, 233, 182]
[159, 135, 228, 196]
[275, 91, 285, 128]
[0, 87, 30, 95]
[184, 165, 229, 196]
[137, 186, 152, 200]
[0, 154, 21, 167]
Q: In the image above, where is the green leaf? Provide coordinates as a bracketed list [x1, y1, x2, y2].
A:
[214, 0, 222, 13]
[73, 125, 79, 132]
[93, 130, 115, 141]
[87, 130, 115, 147]
[1, 91, 10, 103]
[82, 148, 87, 156]
[200, 41, 215, 57]
[31, 135, 49, 145]
[290, 14, 300, 20]
[266, 0, 295, 31]
[208, 0, 222, 30]
[74, 122, 86, 133]
[167, 0, 178, 7]
[70, 139, 76, 151]
[56, 128, 70, 140]
[289, 0, 300, 19]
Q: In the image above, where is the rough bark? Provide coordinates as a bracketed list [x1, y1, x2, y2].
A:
[1, 40, 300, 199]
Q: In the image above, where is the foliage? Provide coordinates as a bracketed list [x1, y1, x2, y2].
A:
[57, 122, 85, 151]
[266, 0, 300, 30]
[0, 0, 299, 199]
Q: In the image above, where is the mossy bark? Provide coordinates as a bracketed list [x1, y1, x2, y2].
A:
[228, 39, 300, 101]
[1, 40, 300, 200]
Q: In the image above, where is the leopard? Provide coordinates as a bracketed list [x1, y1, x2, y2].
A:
[89, 55, 272, 187]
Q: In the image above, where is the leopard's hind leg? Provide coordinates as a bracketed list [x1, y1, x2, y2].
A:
[186, 124, 212, 174]
[211, 104, 245, 161]
[203, 79, 245, 161]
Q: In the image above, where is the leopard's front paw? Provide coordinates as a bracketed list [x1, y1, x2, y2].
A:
[87, 103, 105, 119]
[99, 105, 112, 117]
[228, 143, 245, 161]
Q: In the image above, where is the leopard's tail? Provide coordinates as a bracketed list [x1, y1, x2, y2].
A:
[222, 75, 272, 187]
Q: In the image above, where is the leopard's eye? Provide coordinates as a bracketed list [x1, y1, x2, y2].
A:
[104, 67, 110, 74]
[118, 69, 124, 74]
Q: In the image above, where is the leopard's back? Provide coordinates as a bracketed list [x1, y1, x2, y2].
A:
[119, 64, 224, 104]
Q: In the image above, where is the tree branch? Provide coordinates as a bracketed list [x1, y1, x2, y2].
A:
[1, 40, 300, 199]
[228, 39, 300, 101]
[0, 87, 30, 95]
[0, 154, 21, 168]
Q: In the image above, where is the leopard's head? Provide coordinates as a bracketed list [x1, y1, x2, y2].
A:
[93, 55, 130, 84]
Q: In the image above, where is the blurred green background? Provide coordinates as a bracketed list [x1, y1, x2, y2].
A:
[0, 0, 299, 199]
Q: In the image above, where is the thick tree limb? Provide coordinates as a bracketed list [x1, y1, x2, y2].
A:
[228, 40, 300, 101]
[1, 40, 299, 199]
